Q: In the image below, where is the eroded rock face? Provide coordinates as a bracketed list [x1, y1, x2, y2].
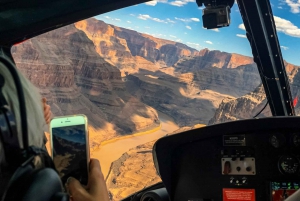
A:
[208, 62, 300, 125]
[75, 18, 198, 72]
[208, 84, 271, 125]
[12, 24, 159, 146]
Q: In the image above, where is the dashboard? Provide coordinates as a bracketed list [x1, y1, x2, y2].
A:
[150, 117, 300, 201]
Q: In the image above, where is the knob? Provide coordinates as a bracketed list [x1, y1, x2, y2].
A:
[246, 166, 252, 172]
[242, 179, 247, 184]
[236, 167, 241, 172]
[236, 180, 239, 184]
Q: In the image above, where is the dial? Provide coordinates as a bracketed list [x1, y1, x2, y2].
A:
[278, 155, 300, 175]
[270, 133, 286, 148]
[292, 133, 300, 147]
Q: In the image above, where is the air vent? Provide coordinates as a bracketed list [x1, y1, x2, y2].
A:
[140, 188, 169, 201]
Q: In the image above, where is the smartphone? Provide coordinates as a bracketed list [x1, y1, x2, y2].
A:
[50, 115, 89, 185]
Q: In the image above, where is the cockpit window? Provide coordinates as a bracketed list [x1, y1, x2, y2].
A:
[271, 2, 300, 114]
[10, 0, 288, 200]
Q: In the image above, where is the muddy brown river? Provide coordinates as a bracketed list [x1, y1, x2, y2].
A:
[91, 111, 179, 177]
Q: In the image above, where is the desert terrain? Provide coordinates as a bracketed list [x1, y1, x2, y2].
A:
[12, 18, 300, 200]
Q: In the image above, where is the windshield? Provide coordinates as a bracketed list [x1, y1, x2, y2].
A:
[10, 0, 280, 200]
[272, 2, 300, 114]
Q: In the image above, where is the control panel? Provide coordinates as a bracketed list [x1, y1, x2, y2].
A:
[154, 117, 300, 201]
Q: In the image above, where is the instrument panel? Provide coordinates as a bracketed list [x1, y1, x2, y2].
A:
[153, 117, 300, 201]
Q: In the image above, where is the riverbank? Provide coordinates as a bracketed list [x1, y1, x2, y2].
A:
[92, 111, 179, 177]
[91, 122, 161, 151]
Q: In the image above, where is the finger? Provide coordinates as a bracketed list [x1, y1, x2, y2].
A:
[67, 177, 90, 201]
[42, 97, 47, 104]
[88, 159, 109, 200]
[44, 104, 50, 112]
[45, 110, 52, 121]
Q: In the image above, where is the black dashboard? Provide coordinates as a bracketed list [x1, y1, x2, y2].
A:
[150, 117, 300, 201]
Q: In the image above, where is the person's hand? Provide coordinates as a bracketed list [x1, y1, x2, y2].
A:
[66, 159, 110, 201]
[42, 97, 52, 125]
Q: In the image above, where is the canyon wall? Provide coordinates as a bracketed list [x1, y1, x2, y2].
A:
[12, 24, 159, 148]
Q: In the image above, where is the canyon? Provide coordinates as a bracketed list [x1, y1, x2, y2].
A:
[11, 18, 300, 200]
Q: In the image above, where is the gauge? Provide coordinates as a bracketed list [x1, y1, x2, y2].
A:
[278, 155, 300, 175]
[270, 133, 286, 148]
[292, 133, 300, 147]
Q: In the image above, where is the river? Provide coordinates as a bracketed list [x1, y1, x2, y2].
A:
[91, 111, 179, 177]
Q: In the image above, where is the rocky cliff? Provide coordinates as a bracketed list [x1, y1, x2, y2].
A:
[208, 84, 271, 125]
[74, 18, 198, 75]
[209, 62, 300, 125]
[12, 24, 159, 147]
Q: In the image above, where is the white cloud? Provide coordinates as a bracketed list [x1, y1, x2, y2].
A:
[115, 18, 121, 21]
[127, 21, 131, 23]
[130, 14, 135, 16]
[175, 17, 200, 22]
[145, 0, 168, 6]
[238, 16, 300, 38]
[285, 0, 300, 13]
[187, 42, 200, 46]
[137, 14, 167, 23]
[138, 14, 151, 20]
[169, 0, 195, 7]
[186, 26, 192, 30]
[191, 18, 200, 22]
[211, 28, 220, 32]
[167, 18, 176, 23]
[278, 6, 283, 9]
[281, 46, 289, 50]
[205, 41, 213, 44]
[105, 16, 110, 19]
[170, 35, 177, 38]
[153, 18, 165, 23]
[175, 17, 190, 22]
[170, 1, 187, 6]
[176, 39, 183, 42]
[239, 24, 246, 30]
[145, 26, 151, 29]
[236, 34, 247, 38]
[274, 16, 300, 37]
[145, 1, 158, 6]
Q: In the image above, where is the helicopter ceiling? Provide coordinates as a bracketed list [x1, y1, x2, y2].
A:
[0, 0, 150, 46]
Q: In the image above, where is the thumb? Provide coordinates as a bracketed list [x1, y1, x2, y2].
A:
[67, 177, 90, 201]
[42, 97, 47, 104]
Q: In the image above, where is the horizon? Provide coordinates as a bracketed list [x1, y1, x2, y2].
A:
[95, 0, 300, 66]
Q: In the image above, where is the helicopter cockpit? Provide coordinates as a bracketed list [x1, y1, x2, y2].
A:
[1, 0, 300, 200]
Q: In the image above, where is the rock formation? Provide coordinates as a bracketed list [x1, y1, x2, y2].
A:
[75, 18, 198, 75]
[12, 24, 159, 148]
[209, 62, 300, 125]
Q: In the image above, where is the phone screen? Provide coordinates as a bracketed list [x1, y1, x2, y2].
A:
[52, 124, 88, 185]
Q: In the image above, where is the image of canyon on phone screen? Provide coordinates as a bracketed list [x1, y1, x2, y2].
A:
[50, 115, 89, 185]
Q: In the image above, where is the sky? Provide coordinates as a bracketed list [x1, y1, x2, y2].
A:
[95, 0, 300, 65]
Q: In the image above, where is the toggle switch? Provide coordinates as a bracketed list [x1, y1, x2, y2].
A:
[223, 161, 231, 175]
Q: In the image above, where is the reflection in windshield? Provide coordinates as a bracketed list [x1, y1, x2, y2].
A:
[10, 0, 300, 200]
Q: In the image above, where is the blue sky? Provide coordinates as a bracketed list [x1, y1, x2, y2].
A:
[96, 0, 300, 65]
